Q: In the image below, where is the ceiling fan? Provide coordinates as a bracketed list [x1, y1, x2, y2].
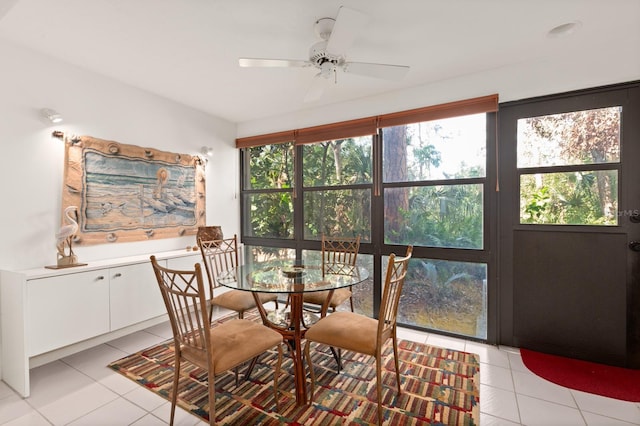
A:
[238, 6, 410, 102]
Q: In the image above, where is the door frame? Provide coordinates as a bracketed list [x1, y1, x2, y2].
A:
[497, 81, 640, 367]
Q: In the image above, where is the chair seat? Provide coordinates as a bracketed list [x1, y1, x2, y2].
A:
[304, 311, 380, 356]
[303, 288, 352, 308]
[211, 290, 277, 312]
[181, 319, 282, 373]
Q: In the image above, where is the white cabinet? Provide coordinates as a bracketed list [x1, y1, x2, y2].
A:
[28, 270, 110, 356]
[0, 250, 201, 397]
[166, 252, 210, 298]
[109, 263, 165, 331]
[166, 253, 203, 270]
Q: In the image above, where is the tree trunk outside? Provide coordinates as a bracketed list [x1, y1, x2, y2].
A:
[383, 126, 409, 237]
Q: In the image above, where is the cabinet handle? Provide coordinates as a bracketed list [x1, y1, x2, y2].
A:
[113, 272, 122, 278]
[96, 275, 105, 281]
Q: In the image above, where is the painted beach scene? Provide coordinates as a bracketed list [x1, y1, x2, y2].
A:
[82, 151, 198, 232]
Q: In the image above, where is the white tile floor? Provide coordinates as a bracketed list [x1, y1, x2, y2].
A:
[1, 305, 639, 425]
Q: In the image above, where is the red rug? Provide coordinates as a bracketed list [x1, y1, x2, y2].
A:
[520, 349, 640, 402]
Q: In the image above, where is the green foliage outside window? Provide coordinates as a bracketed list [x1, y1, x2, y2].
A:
[518, 107, 620, 226]
[246, 192, 293, 238]
[245, 143, 294, 238]
[246, 143, 293, 190]
[303, 189, 370, 240]
[385, 184, 483, 249]
[302, 137, 372, 240]
[520, 171, 618, 225]
[302, 137, 372, 187]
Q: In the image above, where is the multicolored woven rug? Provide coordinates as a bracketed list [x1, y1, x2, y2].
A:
[108, 312, 480, 425]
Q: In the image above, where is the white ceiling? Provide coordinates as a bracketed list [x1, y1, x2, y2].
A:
[1, 0, 638, 124]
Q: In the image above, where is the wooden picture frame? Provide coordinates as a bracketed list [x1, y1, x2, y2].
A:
[61, 135, 205, 245]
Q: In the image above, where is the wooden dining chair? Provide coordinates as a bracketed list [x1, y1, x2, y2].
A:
[302, 234, 361, 315]
[150, 256, 283, 425]
[198, 234, 278, 321]
[303, 246, 413, 426]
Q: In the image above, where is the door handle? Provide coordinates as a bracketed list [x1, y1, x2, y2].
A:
[630, 241, 640, 252]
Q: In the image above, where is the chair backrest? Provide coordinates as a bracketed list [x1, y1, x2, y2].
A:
[150, 255, 211, 358]
[321, 234, 361, 274]
[377, 246, 413, 341]
[198, 234, 239, 291]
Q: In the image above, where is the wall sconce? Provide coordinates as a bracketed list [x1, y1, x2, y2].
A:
[51, 130, 65, 140]
[201, 146, 213, 156]
[41, 108, 63, 123]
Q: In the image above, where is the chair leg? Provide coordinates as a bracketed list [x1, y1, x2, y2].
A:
[274, 343, 283, 411]
[244, 356, 260, 381]
[207, 369, 216, 426]
[284, 294, 291, 310]
[349, 295, 354, 312]
[170, 353, 181, 426]
[392, 334, 402, 393]
[234, 366, 239, 387]
[375, 353, 383, 426]
[233, 308, 244, 388]
[329, 346, 342, 372]
[303, 341, 316, 405]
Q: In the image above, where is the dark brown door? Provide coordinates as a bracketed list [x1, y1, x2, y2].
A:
[498, 82, 640, 368]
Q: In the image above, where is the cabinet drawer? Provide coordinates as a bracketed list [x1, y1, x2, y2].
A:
[27, 271, 110, 356]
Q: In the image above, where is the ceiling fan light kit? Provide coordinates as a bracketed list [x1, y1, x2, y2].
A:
[314, 17, 335, 41]
[238, 6, 410, 101]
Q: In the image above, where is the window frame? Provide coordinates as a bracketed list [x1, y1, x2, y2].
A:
[237, 95, 498, 342]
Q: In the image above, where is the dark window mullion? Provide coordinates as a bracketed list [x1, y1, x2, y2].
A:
[371, 131, 384, 318]
[517, 163, 621, 174]
[293, 144, 305, 261]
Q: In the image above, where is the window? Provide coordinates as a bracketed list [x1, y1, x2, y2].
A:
[382, 114, 487, 249]
[386, 256, 487, 338]
[302, 136, 372, 240]
[237, 95, 497, 340]
[242, 142, 294, 238]
[517, 107, 621, 225]
[380, 113, 490, 339]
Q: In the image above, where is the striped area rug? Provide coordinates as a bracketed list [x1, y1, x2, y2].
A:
[108, 313, 479, 425]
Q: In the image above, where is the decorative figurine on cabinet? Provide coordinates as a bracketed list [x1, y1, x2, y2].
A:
[54, 205, 82, 267]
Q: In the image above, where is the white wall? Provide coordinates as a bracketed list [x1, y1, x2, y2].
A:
[237, 41, 640, 137]
[0, 39, 239, 271]
[3, 28, 638, 273]
[2, 24, 639, 270]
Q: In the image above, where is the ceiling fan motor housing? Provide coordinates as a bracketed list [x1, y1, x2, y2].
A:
[309, 41, 343, 68]
[310, 16, 344, 73]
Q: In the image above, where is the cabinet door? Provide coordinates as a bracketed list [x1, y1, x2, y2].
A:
[110, 262, 165, 330]
[27, 271, 110, 356]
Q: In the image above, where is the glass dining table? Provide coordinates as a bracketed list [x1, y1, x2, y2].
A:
[216, 261, 369, 406]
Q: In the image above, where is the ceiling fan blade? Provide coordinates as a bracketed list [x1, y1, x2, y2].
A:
[343, 62, 410, 81]
[303, 74, 326, 103]
[325, 6, 369, 57]
[239, 58, 311, 68]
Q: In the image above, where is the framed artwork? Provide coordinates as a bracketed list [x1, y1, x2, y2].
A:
[61, 135, 206, 245]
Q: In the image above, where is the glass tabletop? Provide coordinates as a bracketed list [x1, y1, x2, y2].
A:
[216, 261, 369, 294]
